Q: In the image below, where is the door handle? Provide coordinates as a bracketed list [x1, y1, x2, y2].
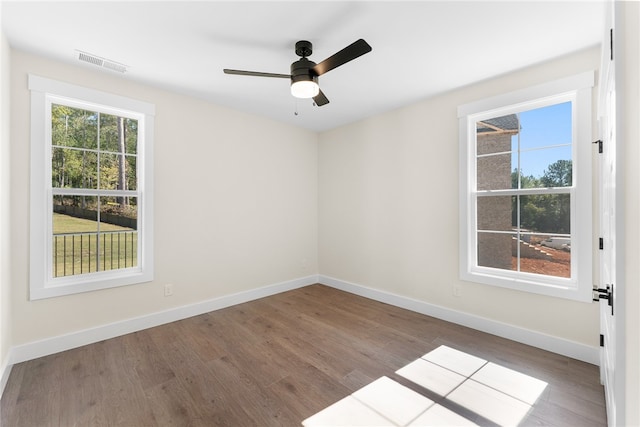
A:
[595, 285, 614, 315]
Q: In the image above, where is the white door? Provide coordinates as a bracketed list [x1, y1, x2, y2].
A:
[598, 10, 616, 427]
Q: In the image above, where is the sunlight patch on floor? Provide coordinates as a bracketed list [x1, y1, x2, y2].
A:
[396, 358, 466, 397]
[408, 404, 478, 426]
[302, 345, 548, 426]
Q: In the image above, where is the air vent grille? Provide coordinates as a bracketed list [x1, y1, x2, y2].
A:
[77, 50, 127, 73]
[78, 52, 103, 67]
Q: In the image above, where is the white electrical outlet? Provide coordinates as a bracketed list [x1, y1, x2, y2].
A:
[164, 283, 173, 297]
[453, 286, 462, 297]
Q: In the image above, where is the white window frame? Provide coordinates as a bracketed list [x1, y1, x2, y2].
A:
[458, 71, 594, 302]
[29, 75, 155, 300]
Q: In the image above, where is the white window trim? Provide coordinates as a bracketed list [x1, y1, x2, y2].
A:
[29, 74, 155, 300]
[458, 71, 594, 302]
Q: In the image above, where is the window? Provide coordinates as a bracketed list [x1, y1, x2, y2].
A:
[29, 75, 155, 300]
[458, 72, 594, 301]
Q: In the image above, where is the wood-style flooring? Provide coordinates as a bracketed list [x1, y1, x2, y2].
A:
[0, 284, 606, 426]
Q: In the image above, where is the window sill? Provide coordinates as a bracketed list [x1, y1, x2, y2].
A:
[460, 268, 591, 302]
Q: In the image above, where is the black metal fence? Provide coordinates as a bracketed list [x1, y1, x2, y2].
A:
[53, 204, 137, 230]
[53, 230, 138, 277]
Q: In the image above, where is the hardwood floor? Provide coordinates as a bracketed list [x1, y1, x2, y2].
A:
[1, 284, 606, 426]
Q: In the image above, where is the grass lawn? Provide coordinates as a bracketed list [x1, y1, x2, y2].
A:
[53, 213, 137, 277]
[53, 212, 133, 233]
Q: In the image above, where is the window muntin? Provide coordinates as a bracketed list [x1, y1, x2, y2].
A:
[458, 71, 593, 302]
[29, 75, 154, 300]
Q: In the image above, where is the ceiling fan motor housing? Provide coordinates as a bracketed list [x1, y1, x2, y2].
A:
[290, 58, 318, 85]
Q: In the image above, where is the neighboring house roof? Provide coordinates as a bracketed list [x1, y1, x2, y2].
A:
[477, 114, 520, 134]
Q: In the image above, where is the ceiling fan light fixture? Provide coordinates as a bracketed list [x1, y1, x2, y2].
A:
[291, 79, 319, 98]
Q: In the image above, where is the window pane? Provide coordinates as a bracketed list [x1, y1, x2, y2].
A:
[51, 104, 98, 149]
[476, 114, 520, 154]
[99, 114, 137, 155]
[99, 113, 118, 152]
[126, 155, 137, 191]
[519, 194, 570, 234]
[125, 118, 138, 155]
[52, 195, 98, 277]
[53, 195, 98, 232]
[99, 196, 138, 271]
[519, 147, 572, 188]
[99, 196, 137, 229]
[477, 196, 513, 231]
[516, 193, 571, 278]
[51, 148, 98, 189]
[511, 102, 573, 189]
[476, 114, 518, 191]
[517, 233, 570, 278]
[99, 153, 136, 190]
[518, 102, 572, 150]
[477, 153, 512, 191]
[478, 232, 514, 271]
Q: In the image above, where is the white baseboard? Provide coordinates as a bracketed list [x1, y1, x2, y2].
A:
[0, 352, 12, 400]
[318, 275, 599, 365]
[9, 275, 318, 366]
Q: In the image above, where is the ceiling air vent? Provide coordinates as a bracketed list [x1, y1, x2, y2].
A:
[102, 61, 127, 73]
[77, 50, 127, 73]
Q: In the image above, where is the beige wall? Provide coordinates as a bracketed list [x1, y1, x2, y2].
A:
[9, 50, 318, 346]
[318, 47, 601, 347]
[0, 12, 12, 373]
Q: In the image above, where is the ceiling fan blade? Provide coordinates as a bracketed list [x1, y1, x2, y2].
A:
[223, 69, 290, 79]
[312, 39, 372, 76]
[313, 89, 330, 106]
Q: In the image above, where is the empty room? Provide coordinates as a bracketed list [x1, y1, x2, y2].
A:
[0, 1, 638, 426]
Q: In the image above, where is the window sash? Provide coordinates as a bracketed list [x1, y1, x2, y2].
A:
[470, 191, 576, 284]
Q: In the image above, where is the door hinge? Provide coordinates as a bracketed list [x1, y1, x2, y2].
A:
[593, 139, 603, 153]
[610, 28, 614, 61]
[599, 237, 604, 250]
[600, 334, 604, 347]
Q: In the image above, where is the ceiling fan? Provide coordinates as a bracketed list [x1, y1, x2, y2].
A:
[223, 39, 372, 106]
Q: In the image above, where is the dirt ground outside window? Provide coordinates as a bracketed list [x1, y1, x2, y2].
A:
[513, 247, 571, 278]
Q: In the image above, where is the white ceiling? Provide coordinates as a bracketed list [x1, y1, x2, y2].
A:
[2, 1, 605, 132]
